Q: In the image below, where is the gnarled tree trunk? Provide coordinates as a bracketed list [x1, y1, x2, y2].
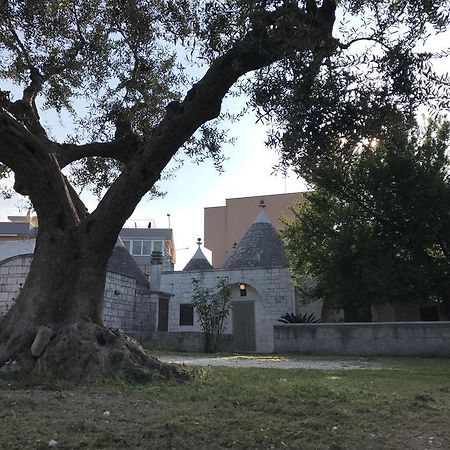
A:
[0, 224, 187, 382]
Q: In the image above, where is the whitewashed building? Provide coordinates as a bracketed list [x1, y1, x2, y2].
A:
[158, 203, 307, 352]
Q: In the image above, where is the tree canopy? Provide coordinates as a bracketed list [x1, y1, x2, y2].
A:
[282, 119, 450, 321]
[0, 0, 450, 380]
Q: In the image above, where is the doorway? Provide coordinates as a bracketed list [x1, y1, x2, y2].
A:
[232, 300, 256, 351]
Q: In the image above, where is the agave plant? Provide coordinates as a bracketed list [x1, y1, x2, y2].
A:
[278, 313, 321, 324]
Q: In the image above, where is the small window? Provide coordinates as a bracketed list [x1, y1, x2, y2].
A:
[179, 304, 194, 326]
[132, 240, 142, 255]
[153, 240, 163, 252]
[239, 283, 247, 297]
[142, 240, 152, 255]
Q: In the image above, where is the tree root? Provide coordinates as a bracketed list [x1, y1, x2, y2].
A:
[0, 321, 190, 383]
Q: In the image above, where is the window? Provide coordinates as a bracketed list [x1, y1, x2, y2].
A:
[142, 240, 152, 255]
[126, 239, 162, 255]
[179, 304, 194, 326]
[239, 283, 247, 297]
[122, 240, 131, 253]
[132, 240, 142, 255]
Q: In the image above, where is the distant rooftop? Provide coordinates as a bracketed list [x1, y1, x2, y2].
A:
[0, 221, 37, 237]
[108, 240, 149, 286]
[119, 228, 173, 240]
[8, 214, 38, 226]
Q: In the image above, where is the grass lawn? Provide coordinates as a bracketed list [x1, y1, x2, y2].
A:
[1, 356, 450, 449]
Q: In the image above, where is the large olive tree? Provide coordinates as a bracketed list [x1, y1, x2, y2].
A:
[0, 0, 448, 381]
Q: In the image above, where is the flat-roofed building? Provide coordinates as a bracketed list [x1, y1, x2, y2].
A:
[0, 214, 38, 242]
[119, 227, 175, 274]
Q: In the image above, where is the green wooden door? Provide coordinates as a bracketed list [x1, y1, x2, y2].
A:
[232, 301, 256, 351]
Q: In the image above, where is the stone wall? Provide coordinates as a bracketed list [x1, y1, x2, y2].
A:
[0, 254, 32, 316]
[160, 266, 295, 352]
[274, 322, 450, 357]
[0, 255, 156, 334]
[146, 331, 234, 353]
[103, 273, 156, 334]
[104, 272, 138, 330]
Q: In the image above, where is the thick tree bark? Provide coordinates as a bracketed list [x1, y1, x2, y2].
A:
[0, 231, 79, 361]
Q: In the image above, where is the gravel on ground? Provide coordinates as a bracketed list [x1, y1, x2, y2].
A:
[157, 354, 381, 370]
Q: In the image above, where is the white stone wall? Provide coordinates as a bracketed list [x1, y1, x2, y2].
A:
[0, 255, 155, 334]
[104, 272, 139, 331]
[160, 267, 295, 352]
[275, 322, 450, 357]
[0, 255, 32, 316]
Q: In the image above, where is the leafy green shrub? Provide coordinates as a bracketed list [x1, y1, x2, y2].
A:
[191, 278, 232, 353]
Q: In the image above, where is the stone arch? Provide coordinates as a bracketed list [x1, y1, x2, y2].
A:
[225, 272, 265, 296]
[228, 281, 263, 352]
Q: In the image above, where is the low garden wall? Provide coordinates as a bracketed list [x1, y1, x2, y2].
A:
[146, 332, 234, 353]
[274, 322, 450, 357]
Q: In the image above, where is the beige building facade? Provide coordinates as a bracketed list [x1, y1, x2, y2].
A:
[204, 192, 306, 267]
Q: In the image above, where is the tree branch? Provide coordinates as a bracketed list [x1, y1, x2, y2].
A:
[83, 2, 338, 245]
[0, 108, 81, 229]
[1, 2, 87, 143]
[0, 109, 47, 181]
[63, 175, 88, 221]
[2, 13, 49, 140]
[0, 108, 82, 229]
[338, 36, 391, 51]
[56, 137, 139, 169]
[5, 16, 34, 68]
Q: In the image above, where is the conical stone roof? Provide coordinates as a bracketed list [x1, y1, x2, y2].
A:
[183, 238, 214, 271]
[107, 238, 149, 286]
[223, 201, 288, 270]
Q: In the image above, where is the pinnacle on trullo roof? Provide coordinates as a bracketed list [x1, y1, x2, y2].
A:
[223, 200, 288, 270]
[183, 238, 214, 271]
[254, 199, 270, 223]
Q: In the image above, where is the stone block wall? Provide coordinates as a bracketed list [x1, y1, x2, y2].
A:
[0, 255, 32, 316]
[104, 272, 139, 331]
[145, 331, 234, 353]
[274, 322, 450, 356]
[0, 255, 156, 334]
